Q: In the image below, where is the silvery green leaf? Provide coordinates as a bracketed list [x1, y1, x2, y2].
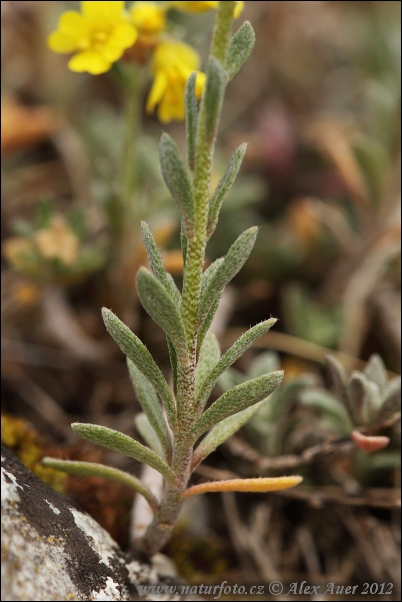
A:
[135, 412, 165, 458]
[197, 227, 259, 326]
[102, 308, 176, 427]
[191, 370, 284, 440]
[196, 319, 277, 410]
[207, 143, 247, 239]
[136, 267, 187, 359]
[204, 57, 226, 142]
[299, 389, 353, 434]
[326, 355, 351, 415]
[166, 273, 182, 307]
[225, 21, 256, 81]
[348, 372, 382, 425]
[71, 422, 175, 484]
[378, 376, 401, 419]
[127, 358, 170, 455]
[159, 133, 194, 234]
[191, 398, 267, 471]
[195, 332, 221, 398]
[363, 354, 387, 391]
[166, 335, 178, 396]
[140, 221, 170, 288]
[42, 457, 159, 513]
[196, 294, 222, 355]
[185, 72, 198, 171]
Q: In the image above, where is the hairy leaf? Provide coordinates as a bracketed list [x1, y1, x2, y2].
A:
[195, 332, 221, 398]
[136, 267, 187, 359]
[196, 294, 222, 356]
[204, 57, 226, 142]
[135, 413, 165, 458]
[196, 318, 277, 410]
[42, 457, 159, 512]
[191, 370, 284, 440]
[191, 398, 267, 470]
[127, 358, 170, 454]
[197, 227, 259, 326]
[140, 221, 170, 288]
[207, 143, 247, 238]
[71, 422, 175, 484]
[159, 133, 194, 234]
[102, 308, 176, 427]
[225, 21, 256, 81]
[185, 72, 198, 171]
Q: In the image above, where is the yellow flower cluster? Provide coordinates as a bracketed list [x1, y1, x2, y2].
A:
[47, 1, 244, 122]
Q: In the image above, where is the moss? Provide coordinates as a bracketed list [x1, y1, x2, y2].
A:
[1, 414, 68, 493]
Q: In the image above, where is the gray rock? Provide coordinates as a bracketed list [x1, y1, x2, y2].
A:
[1, 445, 200, 601]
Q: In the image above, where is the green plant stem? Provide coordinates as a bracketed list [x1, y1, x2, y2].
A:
[181, 1, 236, 355]
[140, 2, 236, 557]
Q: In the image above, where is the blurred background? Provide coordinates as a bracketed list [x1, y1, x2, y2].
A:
[1, 1, 401, 599]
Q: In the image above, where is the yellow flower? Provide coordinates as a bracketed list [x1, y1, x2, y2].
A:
[47, 1, 137, 75]
[147, 41, 205, 123]
[130, 2, 166, 35]
[170, 1, 244, 18]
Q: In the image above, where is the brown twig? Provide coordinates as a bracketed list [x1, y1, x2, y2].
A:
[225, 412, 401, 472]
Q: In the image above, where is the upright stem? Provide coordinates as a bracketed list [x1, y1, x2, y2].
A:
[140, 2, 236, 557]
[181, 1, 236, 355]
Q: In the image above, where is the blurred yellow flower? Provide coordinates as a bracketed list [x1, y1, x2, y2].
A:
[34, 216, 79, 266]
[170, 1, 244, 18]
[47, 1, 137, 75]
[130, 2, 166, 35]
[147, 41, 205, 123]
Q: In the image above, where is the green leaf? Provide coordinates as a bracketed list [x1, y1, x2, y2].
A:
[348, 372, 382, 425]
[140, 221, 170, 288]
[197, 227, 259, 327]
[196, 319, 277, 410]
[102, 308, 176, 428]
[159, 133, 194, 235]
[185, 72, 198, 171]
[166, 335, 178, 396]
[196, 294, 222, 356]
[363, 354, 387, 391]
[207, 143, 247, 239]
[326, 355, 351, 415]
[378, 376, 401, 419]
[71, 422, 175, 485]
[191, 370, 284, 440]
[136, 267, 187, 359]
[204, 57, 226, 141]
[127, 358, 171, 455]
[225, 21, 256, 81]
[195, 332, 221, 398]
[191, 399, 267, 471]
[42, 457, 159, 513]
[135, 413, 165, 458]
